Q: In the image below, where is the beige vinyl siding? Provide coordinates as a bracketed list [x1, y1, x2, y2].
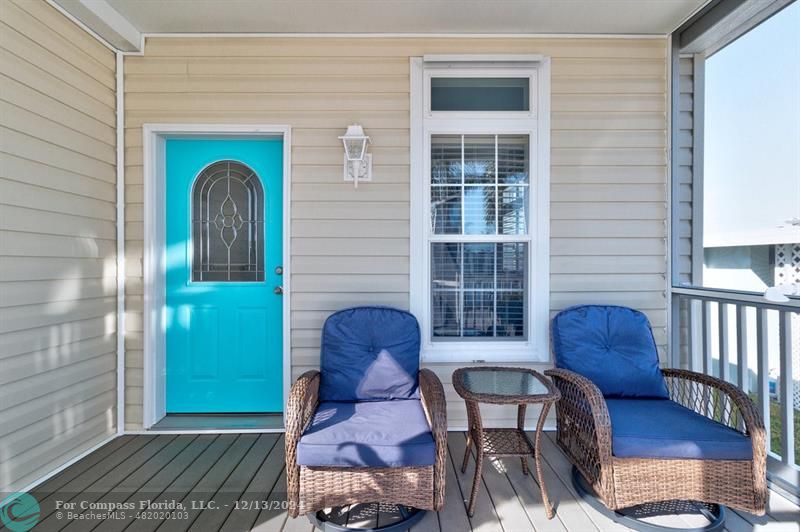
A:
[0, 0, 117, 494]
[676, 55, 696, 285]
[124, 36, 668, 429]
[675, 55, 696, 368]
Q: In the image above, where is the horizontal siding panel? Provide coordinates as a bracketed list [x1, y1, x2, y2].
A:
[0, 354, 115, 412]
[0, 204, 116, 239]
[551, 255, 665, 274]
[550, 219, 665, 238]
[293, 164, 408, 184]
[7, 0, 112, 66]
[292, 274, 409, 293]
[0, 389, 115, 463]
[551, 165, 665, 184]
[0, 256, 112, 281]
[0, 0, 114, 88]
[551, 291, 666, 311]
[292, 201, 409, 220]
[293, 182, 409, 201]
[551, 183, 665, 202]
[551, 237, 665, 256]
[552, 58, 666, 77]
[0, 297, 116, 333]
[552, 112, 665, 130]
[551, 273, 665, 292]
[1, 373, 114, 435]
[0, 153, 115, 201]
[143, 37, 665, 59]
[0, 100, 115, 164]
[125, 74, 409, 94]
[551, 202, 665, 220]
[0, 230, 115, 258]
[0, 178, 116, 218]
[292, 237, 407, 256]
[0, 277, 116, 307]
[0, 22, 113, 103]
[125, 110, 410, 130]
[292, 255, 408, 274]
[551, 130, 664, 149]
[0, 48, 115, 128]
[0, 317, 112, 360]
[4, 416, 113, 491]
[0, 127, 115, 183]
[292, 292, 409, 312]
[552, 93, 664, 113]
[125, 93, 409, 112]
[0, 335, 115, 386]
[552, 77, 665, 94]
[293, 219, 409, 238]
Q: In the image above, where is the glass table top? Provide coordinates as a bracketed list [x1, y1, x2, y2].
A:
[459, 369, 549, 397]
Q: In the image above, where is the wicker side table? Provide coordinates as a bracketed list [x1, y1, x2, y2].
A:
[452, 366, 561, 519]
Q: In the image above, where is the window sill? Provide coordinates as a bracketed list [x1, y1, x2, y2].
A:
[420, 344, 550, 364]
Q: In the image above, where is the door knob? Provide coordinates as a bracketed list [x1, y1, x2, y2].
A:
[274, 286, 283, 295]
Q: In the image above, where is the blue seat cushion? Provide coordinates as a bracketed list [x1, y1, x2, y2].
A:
[606, 399, 753, 460]
[319, 306, 421, 402]
[296, 400, 435, 467]
[552, 305, 669, 398]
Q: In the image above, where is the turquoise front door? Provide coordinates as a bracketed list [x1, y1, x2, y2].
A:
[165, 138, 283, 413]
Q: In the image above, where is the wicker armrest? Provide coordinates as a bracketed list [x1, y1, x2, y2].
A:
[662, 368, 765, 444]
[419, 368, 447, 510]
[544, 368, 614, 496]
[285, 370, 320, 517]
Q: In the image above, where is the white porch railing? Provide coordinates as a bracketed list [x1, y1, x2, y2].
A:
[671, 287, 800, 494]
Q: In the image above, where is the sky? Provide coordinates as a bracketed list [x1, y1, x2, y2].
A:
[703, 2, 800, 247]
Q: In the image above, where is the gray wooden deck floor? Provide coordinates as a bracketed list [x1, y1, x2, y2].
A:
[27, 432, 799, 532]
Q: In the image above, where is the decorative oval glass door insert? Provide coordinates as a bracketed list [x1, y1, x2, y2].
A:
[191, 160, 264, 282]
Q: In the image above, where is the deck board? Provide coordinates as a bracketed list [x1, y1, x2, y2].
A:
[23, 432, 798, 532]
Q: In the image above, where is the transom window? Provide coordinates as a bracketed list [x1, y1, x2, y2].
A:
[191, 160, 264, 282]
[411, 57, 550, 362]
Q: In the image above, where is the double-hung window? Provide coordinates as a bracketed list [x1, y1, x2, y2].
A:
[411, 57, 550, 362]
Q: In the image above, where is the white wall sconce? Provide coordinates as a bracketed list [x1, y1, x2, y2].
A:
[340, 124, 372, 188]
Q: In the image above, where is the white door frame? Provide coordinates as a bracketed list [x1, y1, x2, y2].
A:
[141, 124, 292, 429]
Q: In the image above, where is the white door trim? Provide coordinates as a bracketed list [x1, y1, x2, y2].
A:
[141, 123, 292, 429]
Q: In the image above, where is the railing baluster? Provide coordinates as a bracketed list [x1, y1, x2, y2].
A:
[756, 308, 771, 454]
[736, 304, 749, 393]
[702, 301, 713, 376]
[690, 298, 703, 371]
[779, 310, 795, 466]
[720, 303, 730, 383]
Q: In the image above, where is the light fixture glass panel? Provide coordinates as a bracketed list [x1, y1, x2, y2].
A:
[431, 77, 530, 111]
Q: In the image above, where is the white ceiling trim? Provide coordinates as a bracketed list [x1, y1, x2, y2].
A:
[77, 0, 143, 51]
[44, 0, 117, 51]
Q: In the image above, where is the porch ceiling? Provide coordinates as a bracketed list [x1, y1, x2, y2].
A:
[54, 0, 708, 52]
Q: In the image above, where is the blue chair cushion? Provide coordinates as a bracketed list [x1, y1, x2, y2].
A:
[296, 400, 436, 467]
[552, 305, 669, 398]
[319, 306, 421, 402]
[606, 398, 753, 460]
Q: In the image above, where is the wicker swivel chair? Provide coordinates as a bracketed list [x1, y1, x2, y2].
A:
[545, 305, 766, 530]
[285, 307, 447, 531]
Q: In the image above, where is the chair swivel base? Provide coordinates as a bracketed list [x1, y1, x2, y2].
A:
[571, 466, 726, 532]
[308, 504, 426, 532]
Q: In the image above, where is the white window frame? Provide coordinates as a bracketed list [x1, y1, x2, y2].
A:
[410, 56, 551, 363]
